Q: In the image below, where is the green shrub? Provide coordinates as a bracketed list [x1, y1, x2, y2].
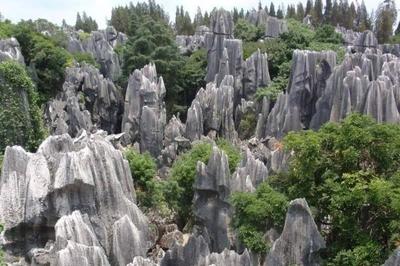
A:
[0, 61, 46, 153]
[73, 52, 99, 68]
[234, 19, 264, 42]
[328, 242, 384, 266]
[215, 139, 241, 174]
[255, 75, 288, 102]
[231, 182, 288, 254]
[314, 24, 343, 44]
[0, 21, 14, 38]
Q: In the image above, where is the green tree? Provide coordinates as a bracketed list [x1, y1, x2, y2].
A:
[277, 8, 284, 19]
[231, 182, 288, 253]
[269, 3, 276, 17]
[324, 0, 333, 23]
[296, 3, 305, 20]
[313, 0, 323, 24]
[269, 114, 400, 263]
[305, 0, 314, 15]
[375, 0, 397, 44]
[234, 18, 263, 41]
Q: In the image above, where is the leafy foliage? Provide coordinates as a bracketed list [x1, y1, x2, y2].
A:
[12, 21, 73, 103]
[314, 24, 343, 44]
[231, 182, 288, 253]
[238, 111, 257, 140]
[75, 12, 98, 33]
[72, 52, 99, 68]
[269, 114, 400, 263]
[0, 61, 46, 153]
[234, 19, 263, 42]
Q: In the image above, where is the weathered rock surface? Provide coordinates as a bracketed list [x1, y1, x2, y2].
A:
[242, 49, 271, 99]
[259, 50, 336, 138]
[198, 248, 252, 266]
[336, 28, 378, 52]
[193, 146, 232, 253]
[0, 38, 25, 64]
[265, 198, 326, 266]
[185, 75, 237, 141]
[66, 26, 126, 80]
[311, 51, 400, 128]
[45, 63, 123, 137]
[0, 132, 153, 265]
[121, 63, 166, 157]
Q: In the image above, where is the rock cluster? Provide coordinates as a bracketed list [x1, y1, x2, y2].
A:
[185, 75, 236, 141]
[45, 63, 123, 137]
[0, 37, 25, 64]
[311, 50, 400, 129]
[66, 26, 127, 81]
[175, 26, 209, 55]
[242, 49, 271, 99]
[121, 63, 167, 157]
[0, 132, 153, 265]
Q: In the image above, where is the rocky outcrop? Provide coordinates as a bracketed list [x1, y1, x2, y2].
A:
[66, 26, 126, 80]
[205, 9, 236, 83]
[259, 50, 336, 138]
[0, 38, 25, 64]
[336, 28, 378, 52]
[45, 63, 123, 137]
[176, 26, 209, 55]
[185, 75, 237, 141]
[121, 63, 166, 157]
[311, 51, 400, 129]
[242, 49, 271, 99]
[265, 198, 326, 266]
[231, 148, 268, 192]
[193, 146, 232, 253]
[0, 132, 153, 264]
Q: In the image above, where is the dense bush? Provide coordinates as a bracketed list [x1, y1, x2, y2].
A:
[314, 24, 343, 44]
[234, 19, 263, 42]
[231, 182, 288, 253]
[238, 111, 257, 140]
[0, 61, 46, 153]
[268, 114, 400, 263]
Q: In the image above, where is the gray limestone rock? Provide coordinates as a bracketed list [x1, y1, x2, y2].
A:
[242, 49, 271, 99]
[265, 198, 326, 266]
[261, 50, 336, 138]
[121, 63, 166, 157]
[193, 146, 232, 253]
[0, 38, 25, 64]
[175, 26, 209, 55]
[128, 257, 157, 266]
[0, 132, 153, 265]
[246, 9, 288, 38]
[45, 63, 123, 137]
[384, 248, 400, 266]
[66, 27, 126, 80]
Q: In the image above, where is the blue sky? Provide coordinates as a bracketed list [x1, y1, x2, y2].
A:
[0, 0, 395, 29]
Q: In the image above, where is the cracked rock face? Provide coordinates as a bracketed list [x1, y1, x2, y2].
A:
[246, 10, 288, 38]
[175, 26, 209, 55]
[0, 38, 25, 64]
[384, 248, 400, 266]
[45, 63, 123, 137]
[265, 198, 326, 266]
[121, 63, 166, 157]
[0, 132, 153, 265]
[242, 49, 271, 99]
[66, 26, 126, 81]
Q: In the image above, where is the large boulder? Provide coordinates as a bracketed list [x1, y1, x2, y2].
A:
[121, 63, 166, 157]
[265, 198, 326, 266]
[384, 248, 400, 266]
[45, 63, 123, 137]
[0, 132, 153, 264]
